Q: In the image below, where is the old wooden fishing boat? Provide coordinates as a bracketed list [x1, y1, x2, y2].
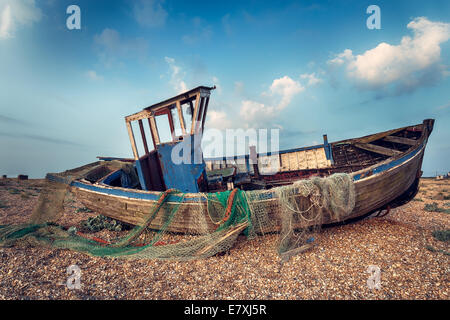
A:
[48, 86, 434, 233]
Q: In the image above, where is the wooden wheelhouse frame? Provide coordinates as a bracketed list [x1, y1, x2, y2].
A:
[124, 86, 215, 160]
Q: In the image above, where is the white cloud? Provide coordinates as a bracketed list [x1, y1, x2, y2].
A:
[164, 57, 220, 95]
[300, 72, 323, 86]
[328, 17, 450, 93]
[164, 56, 187, 94]
[239, 76, 304, 127]
[267, 75, 304, 109]
[0, 0, 42, 39]
[206, 110, 232, 130]
[85, 70, 103, 81]
[0, 4, 12, 39]
[327, 49, 353, 66]
[240, 100, 276, 124]
[132, 0, 167, 28]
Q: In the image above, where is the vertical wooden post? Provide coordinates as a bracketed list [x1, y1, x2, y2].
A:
[138, 119, 149, 155]
[147, 118, 157, 150]
[167, 109, 176, 141]
[194, 97, 205, 134]
[126, 121, 139, 160]
[201, 96, 210, 133]
[190, 93, 201, 135]
[323, 134, 334, 165]
[176, 100, 186, 135]
[149, 116, 160, 145]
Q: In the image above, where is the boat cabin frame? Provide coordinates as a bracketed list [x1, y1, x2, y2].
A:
[124, 86, 215, 160]
[123, 86, 215, 192]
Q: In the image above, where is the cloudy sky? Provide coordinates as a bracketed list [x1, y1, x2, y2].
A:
[0, 0, 449, 178]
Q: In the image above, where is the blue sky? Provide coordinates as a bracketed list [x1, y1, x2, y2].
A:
[0, 0, 449, 178]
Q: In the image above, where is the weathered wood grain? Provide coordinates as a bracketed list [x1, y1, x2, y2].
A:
[354, 142, 402, 157]
[383, 135, 417, 146]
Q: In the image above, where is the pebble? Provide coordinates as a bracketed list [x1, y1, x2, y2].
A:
[0, 178, 448, 299]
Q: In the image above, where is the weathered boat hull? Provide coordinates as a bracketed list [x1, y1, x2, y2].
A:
[68, 119, 433, 234]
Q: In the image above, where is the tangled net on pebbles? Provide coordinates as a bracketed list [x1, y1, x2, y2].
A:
[0, 169, 355, 261]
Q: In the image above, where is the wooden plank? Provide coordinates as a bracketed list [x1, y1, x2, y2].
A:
[142, 90, 204, 114]
[280, 153, 290, 171]
[354, 142, 402, 157]
[288, 152, 298, 171]
[193, 96, 205, 134]
[149, 116, 160, 145]
[147, 118, 157, 149]
[190, 93, 201, 135]
[298, 151, 307, 170]
[166, 109, 176, 141]
[306, 150, 316, 169]
[138, 120, 149, 155]
[315, 148, 328, 168]
[126, 121, 139, 160]
[351, 153, 421, 217]
[355, 127, 406, 144]
[383, 135, 417, 146]
[197, 97, 205, 121]
[125, 110, 152, 122]
[201, 96, 210, 133]
[176, 100, 186, 135]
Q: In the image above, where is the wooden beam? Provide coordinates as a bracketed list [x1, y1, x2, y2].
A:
[194, 96, 205, 134]
[354, 142, 402, 157]
[176, 100, 186, 135]
[383, 135, 417, 146]
[167, 109, 176, 141]
[125, 110, 152, 122]
[197, 97, 205, 121]
[149, 116, 160, 145]
[355, 127, 406, 144]
[190, 93, 201, 135]
[138, 119, 149, 155]
[147, 118, 156, 149]
[201, 96, 210, 133]
[126, 121, 139, 160]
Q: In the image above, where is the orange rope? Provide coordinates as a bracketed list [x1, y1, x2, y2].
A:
[76, 231, 110, 245]
[213, 188, 239, 230]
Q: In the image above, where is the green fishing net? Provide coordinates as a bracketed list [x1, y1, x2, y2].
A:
[0, 169, 355, 261]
